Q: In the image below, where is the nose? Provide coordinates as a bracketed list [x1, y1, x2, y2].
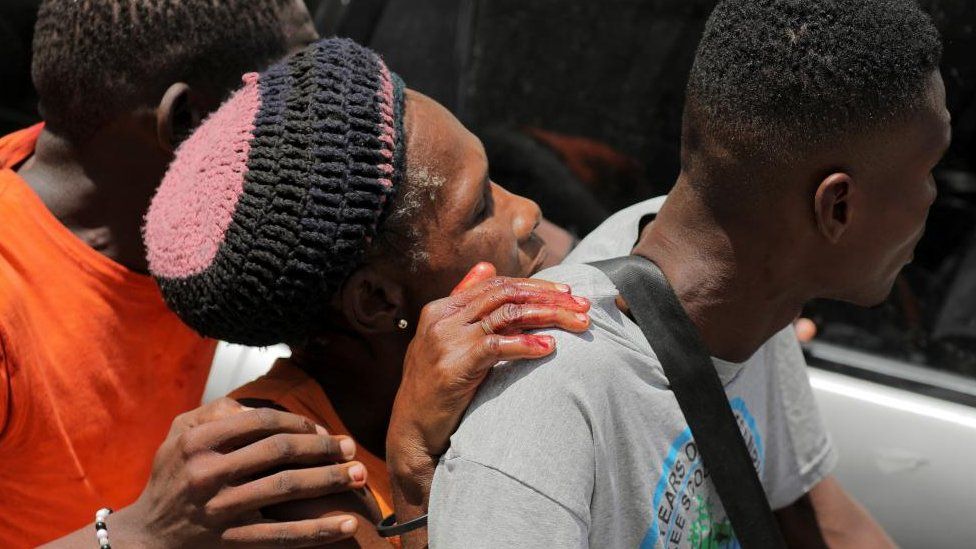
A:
[500, 183, 542, 244]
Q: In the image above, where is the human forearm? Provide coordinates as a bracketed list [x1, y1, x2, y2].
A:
[39, 504, 153, 548]
[809, 476, 893, 548]
[777, 476, 894, 548]
[387, 421, 435, 548]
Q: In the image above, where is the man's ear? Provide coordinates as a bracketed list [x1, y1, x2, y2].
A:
[340, 266, 407, 335]
[813, 172, 854, 244]
[156, 82, 203, 153]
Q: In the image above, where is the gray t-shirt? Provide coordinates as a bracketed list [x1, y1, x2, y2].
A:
[428, 197, 837, 548]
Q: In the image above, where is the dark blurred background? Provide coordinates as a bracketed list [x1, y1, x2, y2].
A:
[4, 0, 976, 376]
[0, 0, 43, 134]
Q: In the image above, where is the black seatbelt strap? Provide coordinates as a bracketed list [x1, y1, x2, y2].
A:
[589, 255, 786, 549]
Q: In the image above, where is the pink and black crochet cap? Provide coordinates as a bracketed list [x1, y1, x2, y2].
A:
[145, 38, 406, 346]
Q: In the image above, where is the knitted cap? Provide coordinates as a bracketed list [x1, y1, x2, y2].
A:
[145, 38, 406, 346]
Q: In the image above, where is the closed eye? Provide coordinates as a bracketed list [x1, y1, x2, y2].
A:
[469, 175, 492, 226]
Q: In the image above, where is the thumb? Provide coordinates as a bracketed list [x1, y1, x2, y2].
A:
[451, 262, 497, 295]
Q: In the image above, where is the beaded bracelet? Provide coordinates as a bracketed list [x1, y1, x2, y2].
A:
[94, 507, 113, 549]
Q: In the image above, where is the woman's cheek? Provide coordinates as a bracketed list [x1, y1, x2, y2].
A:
[470, 230, 510, 277]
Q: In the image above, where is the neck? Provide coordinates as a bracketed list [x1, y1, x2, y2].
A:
[633, 175, 808, 362]
[290, 331, 406, 458]
[18, 123, 169, 273]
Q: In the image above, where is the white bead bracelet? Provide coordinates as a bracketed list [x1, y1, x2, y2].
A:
[94, 507, 112, 549]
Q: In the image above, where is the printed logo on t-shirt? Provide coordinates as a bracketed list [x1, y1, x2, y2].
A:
[641, 398, 764, 549]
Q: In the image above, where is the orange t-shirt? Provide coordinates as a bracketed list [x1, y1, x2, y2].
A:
[230, 360, 396, 519]
[0, 125, 218, 547]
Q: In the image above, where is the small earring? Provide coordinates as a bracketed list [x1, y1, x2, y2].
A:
[396, 318, 409, 330]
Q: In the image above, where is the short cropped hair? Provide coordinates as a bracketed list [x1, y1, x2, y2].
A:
[32, 0, 296, 141]
[684, 0, 942, 161]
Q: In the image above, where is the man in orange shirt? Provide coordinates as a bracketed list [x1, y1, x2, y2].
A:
[1, 2, 372, 547]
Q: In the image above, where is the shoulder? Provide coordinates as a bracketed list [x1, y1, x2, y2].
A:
[533, 262, 619, 302]
[438, 341, 608, 521]
[563, 196, 666, 265]
[443, 263, 664, 498]
[455, 262, 664, 440]
[478, 263, 657, 405]
[228, 362, 308, 402]
[228, 361, 328, 421]
[436, 262, 676, 522]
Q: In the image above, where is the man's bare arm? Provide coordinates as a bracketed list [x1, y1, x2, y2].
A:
[776, 475, 894, 548]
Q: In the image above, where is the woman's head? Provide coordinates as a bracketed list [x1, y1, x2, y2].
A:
[145, 38, 545, 347]
[369, 90, 547, 317]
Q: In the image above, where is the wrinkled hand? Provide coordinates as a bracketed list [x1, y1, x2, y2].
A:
[389, 262, 590, 460]
[386, 262, 590, 545]
[106, 398, 367, 548]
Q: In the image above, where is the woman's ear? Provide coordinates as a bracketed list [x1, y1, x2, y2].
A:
[156, 82, 202, 153]
[340, 266, 407, 335]
[813, 172, 855, 244]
